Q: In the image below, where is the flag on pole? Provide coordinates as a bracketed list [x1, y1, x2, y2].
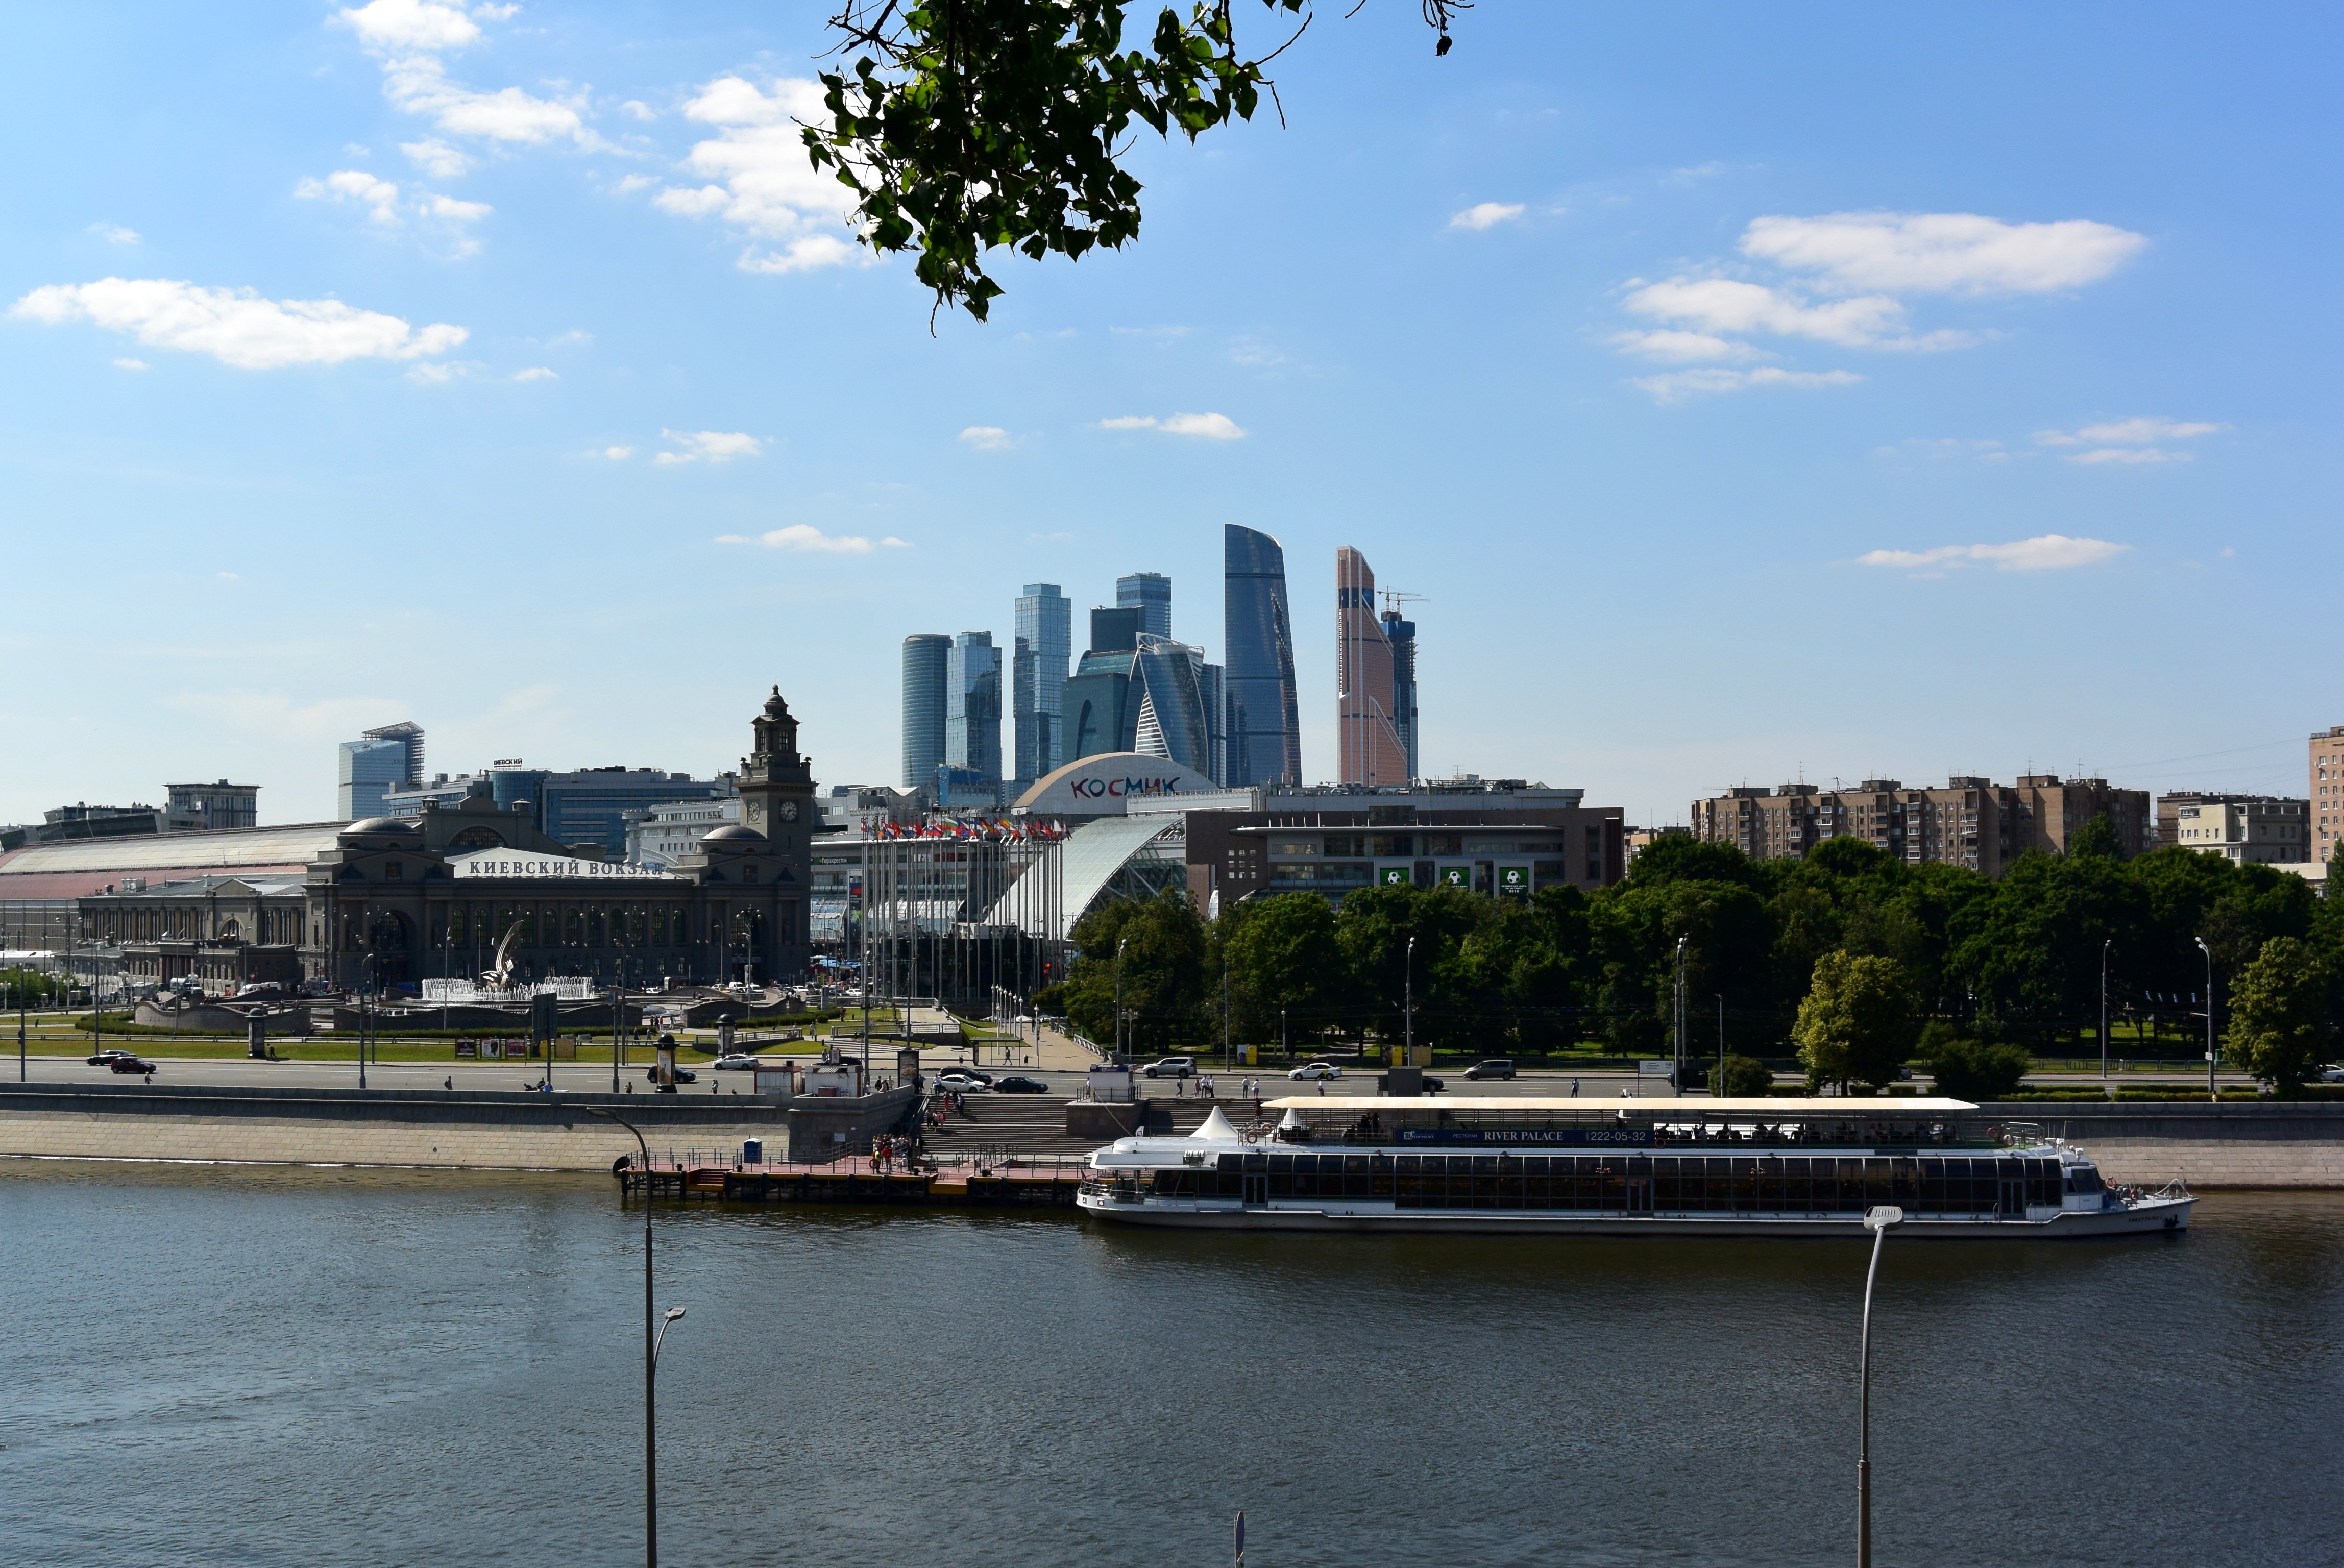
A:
[1234, 1509, 1245, 1567]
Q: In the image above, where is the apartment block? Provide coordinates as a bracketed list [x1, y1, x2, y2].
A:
[2165, 793, 2313, 864]
[1689, 773, 2150, 877]
[2314, 726, 2344, 861]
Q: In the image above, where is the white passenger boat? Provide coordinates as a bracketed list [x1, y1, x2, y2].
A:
[1075, 1096, 2193, 1238]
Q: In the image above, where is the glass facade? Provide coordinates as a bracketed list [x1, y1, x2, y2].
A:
[337, 738, 410, 820]
[1125, 1153, 2065, 1215]
[900, 634, 951, 790]
[1223, 524, 1301, 787]
[1382, 610, 1418, 783]
[947, 632, 1003, 783]
[1012, 583, 1070, 780]
[1116, 571, 1173, 640]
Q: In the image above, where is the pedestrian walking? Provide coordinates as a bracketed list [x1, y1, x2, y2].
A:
[1570, 1077, 1580, 1097]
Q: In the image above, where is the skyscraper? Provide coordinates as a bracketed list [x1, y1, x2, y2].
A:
[947, 631, 1003, 783]
[1336, 547, 1409, 787]
[901, 634, 951, 790]
[1012, 582, 1071, 780]
[337, 721, 423, 819]
[1116, 571, 1173, 640]
[1224, 525, 1301, 787]
[1381, 607, 1419, 783]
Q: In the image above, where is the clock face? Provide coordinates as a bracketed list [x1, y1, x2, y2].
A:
[746, 799, 764, 820]
[779, 800, 800, 821]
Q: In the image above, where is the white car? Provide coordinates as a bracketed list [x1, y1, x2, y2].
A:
[1286, 1062, 1344, 1081]
[712, 1054, 762, 1071]
[935, 1069, 993, 1093]
[2318, 1065, 2344, 1084]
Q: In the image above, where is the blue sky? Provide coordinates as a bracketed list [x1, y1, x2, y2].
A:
[4, 3, 2338, 827]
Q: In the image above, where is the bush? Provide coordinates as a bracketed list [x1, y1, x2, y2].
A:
[1707, 1054, 1773, 1097]
[1924, 1035, 2033, 1101]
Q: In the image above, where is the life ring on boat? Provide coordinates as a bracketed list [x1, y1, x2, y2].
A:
[1242, 1129, 1260, 1145]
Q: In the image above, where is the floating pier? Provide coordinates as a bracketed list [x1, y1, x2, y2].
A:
[615, 1152, 1092, 1208]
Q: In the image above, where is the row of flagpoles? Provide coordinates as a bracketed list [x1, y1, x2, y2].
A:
[856, 815, 1070, 842]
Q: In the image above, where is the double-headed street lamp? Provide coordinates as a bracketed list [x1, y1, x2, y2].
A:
[1113, 934, 1129, 1062]
[585, 1106, 688, 1568]
[1857, 1203, 1904, 1568]
[1404, 936, 1415, 1065]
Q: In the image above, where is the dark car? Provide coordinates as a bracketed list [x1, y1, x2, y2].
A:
[646, 1066, 699, 1085]
[107, 1056, 157, 1074]
[991, 1075, 1051, 1094]
[1463, 1059, 1516, 1081]
[87, 1048, 138, 1067]
[1421, 1076, 1447, 1094]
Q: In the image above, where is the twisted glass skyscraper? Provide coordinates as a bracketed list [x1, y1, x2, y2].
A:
[1223, 524, 1301, 787]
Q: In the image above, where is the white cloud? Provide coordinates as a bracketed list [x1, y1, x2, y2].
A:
[714, 525, 906, 554]
[1450, 201, 1524, 231]
[652, 76, 863, 273]
[1630, 366, 1862, 403]
[1608, 329, 1765, 364]
[2036, 416, 2225, 447]
[89, 223, 140, 245]
[385, 56, 593, 146]
[113, 357, 149, 370]
[297, 169, 404, 225]
[655, 429, 761, 464]
[172, 687, 410, 740]
[405, 360, 466, 383]
[423, 193, 491, 223]
[2068, 447, 2191, 466]
[332, 0, 480, 54]
[959, 426, 1012, 450]
[1741, 211, 2147, 297]
[1855, 534, 2128, 572]
[11, 278, 466, 370]
[216, 571, 240, 580]
[512, 366, 556, 381]
[611, 173, 655, 195]
[400, 137, 472, 178]
[620, 99, 656, 121]
[1095, 413, 1246, 439]
[1622, 277, 1942, 350]
[595, 445, 634, 460]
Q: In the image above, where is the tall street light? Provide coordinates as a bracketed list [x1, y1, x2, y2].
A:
[586, 1106, 685, 1568]
[1404, 936, 1415, 1067]
[1114, 934, 1129, 1063]
[1857, 1203, 1905, 1568]
[2099, 939, 2112, 1084]
[2196, 937, 2216, 1104]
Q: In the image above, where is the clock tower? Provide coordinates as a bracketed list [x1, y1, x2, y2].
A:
[739, 685, 816, 854]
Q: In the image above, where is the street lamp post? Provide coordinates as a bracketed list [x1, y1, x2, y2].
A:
[2196, 937, 2216, 1104]
[1673, 937, 1688, 1094]
[1114, 934, 1129, 1062]
[586, 1107, 685, 1568]
[2100, 939, 2111, 1084]
[1857, 1203, 1905, 1568]
[1404, 936, 1415, 1066]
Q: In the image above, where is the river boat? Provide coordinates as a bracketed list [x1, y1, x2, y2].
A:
[1075, 1096, 2193, 1238]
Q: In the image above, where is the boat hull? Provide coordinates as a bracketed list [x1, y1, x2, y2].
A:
[1074, 1193, 2193, 1238]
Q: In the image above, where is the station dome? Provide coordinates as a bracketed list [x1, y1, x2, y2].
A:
[702, 824, 767, 844]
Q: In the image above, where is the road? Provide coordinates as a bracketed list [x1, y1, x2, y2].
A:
[0, 1054, 2267, 1096]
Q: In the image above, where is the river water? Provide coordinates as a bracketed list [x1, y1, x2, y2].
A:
[3, 1163, 2338, 1567]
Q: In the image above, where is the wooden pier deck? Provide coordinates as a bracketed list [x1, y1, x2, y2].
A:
[616, 1152, 1095, 1208]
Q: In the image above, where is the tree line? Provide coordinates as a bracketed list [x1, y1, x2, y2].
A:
[1034, 819, 2344, 1093]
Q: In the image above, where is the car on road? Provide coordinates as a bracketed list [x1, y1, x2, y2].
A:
[935, 1068, 994, 1093]
[1142, 1056, 1196, 1079]
[87, 1048, 139, 1067]
[2319, 1065, 2344, 1084]
[1463, 1059, 1516, 1081]
[646, 1065, 698, 1085]
[1421, 1075, 1447, 1094]
[1286, 1062, 1343, 1081]
[712, 1054, 761, 1071]
[992, 1075, 1052, 1094]
[107, 1055, 157, 1074]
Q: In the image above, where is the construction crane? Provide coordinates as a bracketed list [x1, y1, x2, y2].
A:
[1378, 590, 1430, 617]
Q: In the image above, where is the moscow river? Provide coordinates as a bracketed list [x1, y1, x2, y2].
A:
[3, 1162, 2340, 1567]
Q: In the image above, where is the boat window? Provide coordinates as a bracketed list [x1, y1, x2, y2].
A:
[2066, 1166, 2104, 1195]
[1268, 1154, 1295, 1172]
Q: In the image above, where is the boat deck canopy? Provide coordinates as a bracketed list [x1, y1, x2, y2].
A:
[1262, 1096, 1977, 1115]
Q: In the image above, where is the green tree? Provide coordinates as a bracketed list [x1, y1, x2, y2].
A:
[809, 1, 1461, 321]
[2224, 936, 2333, 1093]
[1060, 890, 1208, 1052]
[1917, 1025, 2033, 1101]
[1333, 884, 1494, 1048]
[1792, 951, 1918, 1093]
[1707, 1054, 1773, 1097]
[2067, 812, 2128, 861]
[1219, 892, 1341, 1047]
